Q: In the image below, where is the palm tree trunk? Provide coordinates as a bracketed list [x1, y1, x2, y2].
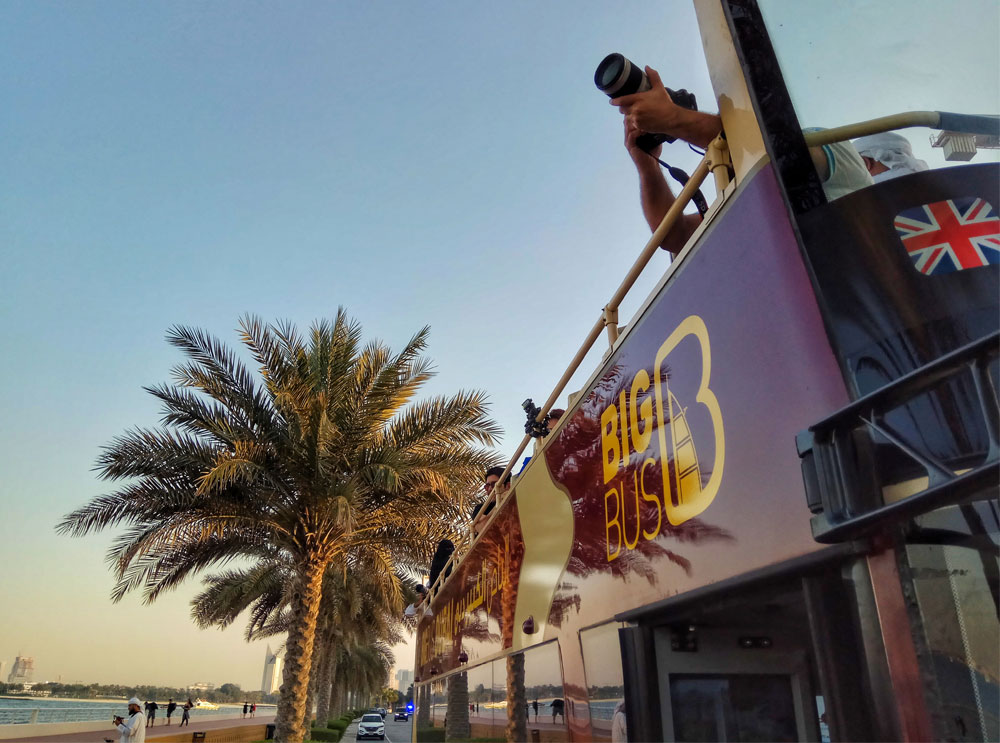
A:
[274, 556, 327, 743]
[302, 629, 326, 731]
[315, 641, 337, 723]
[505, 653, 527, 743]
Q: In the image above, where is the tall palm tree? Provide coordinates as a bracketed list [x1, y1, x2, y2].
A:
[58, 312, 500, 742]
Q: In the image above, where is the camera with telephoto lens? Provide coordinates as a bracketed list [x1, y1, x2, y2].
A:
[522, 398, 550, 439]
[595, 53, 698, 151]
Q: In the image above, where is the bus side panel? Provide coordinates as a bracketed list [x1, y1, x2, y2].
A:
[511, 162, 855, 740]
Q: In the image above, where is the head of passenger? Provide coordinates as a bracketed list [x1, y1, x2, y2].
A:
[484, 466, 504, 498]
[546, 409, 565, 433]
[852, 132, 929, 183]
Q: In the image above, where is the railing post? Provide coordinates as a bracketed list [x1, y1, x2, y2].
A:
[603, 305, 619, 348]
[30, 709, 39, 724]
[707, 135, 732, 193]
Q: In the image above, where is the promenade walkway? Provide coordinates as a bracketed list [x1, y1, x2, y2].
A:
[3, 714, 275, 743]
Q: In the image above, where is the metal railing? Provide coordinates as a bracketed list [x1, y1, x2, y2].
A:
[0, 703, 275, 726]
[423, 137, 727, 606]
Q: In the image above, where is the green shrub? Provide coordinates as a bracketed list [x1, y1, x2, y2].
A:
[416, 728, 446, 742]
[327, 719, 347, 732]
[310, 727, 341, 742]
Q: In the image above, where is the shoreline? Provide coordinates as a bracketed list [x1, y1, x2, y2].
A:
[0, 697, 125, 704]
[0, 697, 265, 707]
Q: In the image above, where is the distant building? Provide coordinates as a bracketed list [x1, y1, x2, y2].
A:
[8, 655, 34, 685]
[395, 668, 413, 694]
[261, 645, 284, 695]
[187, 681, 215, 693]
[0, 661, 6, 683]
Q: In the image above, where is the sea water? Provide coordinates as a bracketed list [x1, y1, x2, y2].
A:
[0, 697, 271, 725]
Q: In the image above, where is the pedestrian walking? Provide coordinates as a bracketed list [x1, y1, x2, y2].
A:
[145, 700, 158, 727]
[242, 702, 248, 718]
[250, 703, 256, 718]
[166, 699, 177, 726]
[180, 699, 193, 727]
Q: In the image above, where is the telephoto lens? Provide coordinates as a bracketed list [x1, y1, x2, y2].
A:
[595, 53, 669, 151]
[594, 53, 651, 98]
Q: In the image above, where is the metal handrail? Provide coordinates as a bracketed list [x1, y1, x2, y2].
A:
[802, 111, 941, 147]
[423, 140, 721, 605]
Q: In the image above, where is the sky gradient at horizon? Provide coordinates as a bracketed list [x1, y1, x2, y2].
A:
[0, 0, 710, 690]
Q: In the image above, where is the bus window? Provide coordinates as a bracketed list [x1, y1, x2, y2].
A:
[493, 642, 568, 742]
[430, 677, 446, 730]
[670, 673, 798, 742]
[758, 0, 1000, 183]
[521, 642, 568, 742]
[466, 661, 494, 739]
[901, 501, 999, 742]
[650, 580, 829, 742]
[490, 657, 507, 741]
[580, 622, 626, 741]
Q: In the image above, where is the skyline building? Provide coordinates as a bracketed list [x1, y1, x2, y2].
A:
[7, 655, 35, 685]
[261, 645, 284, 695]
[394, 668, 413, 694]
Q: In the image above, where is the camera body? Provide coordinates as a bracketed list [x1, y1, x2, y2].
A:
[522, 398, 550, 439]
[594, 53, 699, 151]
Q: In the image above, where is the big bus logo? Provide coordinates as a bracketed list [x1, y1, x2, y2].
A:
[600, 315, 725, 561]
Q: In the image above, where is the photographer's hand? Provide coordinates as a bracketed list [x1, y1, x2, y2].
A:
[612, 66, 720, 148]
[612, 66, 680, 136]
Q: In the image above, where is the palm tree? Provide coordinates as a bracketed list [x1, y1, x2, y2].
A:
[58, 312, 500, 742]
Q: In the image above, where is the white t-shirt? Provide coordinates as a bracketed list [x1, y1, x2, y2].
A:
[804, 128, 874, 200]
[117, 711, 146, 743]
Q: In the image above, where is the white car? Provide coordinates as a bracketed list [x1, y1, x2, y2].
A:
[357, 713, 385, 741]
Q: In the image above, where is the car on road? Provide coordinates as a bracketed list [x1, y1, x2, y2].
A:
[393, 709, 408, 721]
[357, 712, 385, 740]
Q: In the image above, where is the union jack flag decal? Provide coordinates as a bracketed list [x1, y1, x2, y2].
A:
[894, 197, 1000, 275]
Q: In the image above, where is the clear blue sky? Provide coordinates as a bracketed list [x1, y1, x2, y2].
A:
[0, 1, 711, 689]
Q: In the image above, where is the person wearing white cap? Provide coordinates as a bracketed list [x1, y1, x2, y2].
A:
[112, 698, 146, 743]
[853, 131, 930, 183]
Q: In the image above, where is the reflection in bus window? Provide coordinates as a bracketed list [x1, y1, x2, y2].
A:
[758, 0, 1000, 173]
[466, 662, 493, 739]
[416, 683, 430, 729]
[521, 642, 568, 742]
[446, 671, 470, 739]
[580, 622, 626, 742]
[670, 674, 797, 743]
[430, 677, 446, 729]
[904, 501, 1000, 742]
[491, 658, 507, 741]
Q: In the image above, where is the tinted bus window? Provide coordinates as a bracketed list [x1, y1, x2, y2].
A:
[522, 642, 567, 741]
[903, 502, 1000, 742]
[670, 673, 797, 742]
[466, 662, 494, 738]
[758, 0, 1000, 174]
[580, 622, 626, 741]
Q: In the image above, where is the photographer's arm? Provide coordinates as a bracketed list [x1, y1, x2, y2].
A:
[626, 118, 701, 255]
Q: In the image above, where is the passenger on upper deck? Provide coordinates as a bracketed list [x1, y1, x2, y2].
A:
[613, 66, 871, 251]
[853, 131, 929, 183]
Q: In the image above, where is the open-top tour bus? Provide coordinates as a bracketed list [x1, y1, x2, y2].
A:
[413, 2, 999, 741]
